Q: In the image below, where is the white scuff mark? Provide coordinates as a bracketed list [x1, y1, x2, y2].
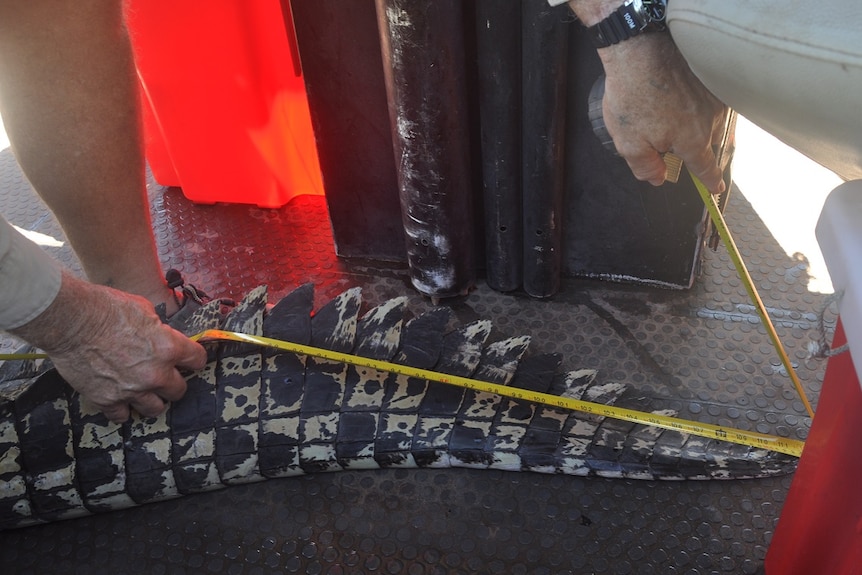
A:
[577, 272, 689, 290]
[404, 213, 430, 227]
[384, 6, 413, 63]
[183, 243, 208, 255]
[694, 305, 816, 329]
[735, 303, 817, 322]
[396, 115, 416, 143]
[231, 246, 255, 256]
[195, 229, 219, 240]
[404, 229, 452, 258]
[412, 267, 457, 294]
[386, 5, 412, 28]
[432, 233, 451, 255]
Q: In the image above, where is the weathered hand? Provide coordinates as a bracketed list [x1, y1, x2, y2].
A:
[566, 0, 729, 193]
[11, 272, 207, 423]
[598, 33, 730, 193]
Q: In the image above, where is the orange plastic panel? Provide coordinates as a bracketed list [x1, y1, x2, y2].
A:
[765, 320, 862, 575]
[127, 0, 323, 208]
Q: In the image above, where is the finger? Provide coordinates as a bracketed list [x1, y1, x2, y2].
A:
[682, 144, 725, 195]
[100, 402, 131, 424]
[169, 330, 208, 371]
[155, 368, 189, 403]
[130, 392, 169, 420]
[625, 149, 668, 187]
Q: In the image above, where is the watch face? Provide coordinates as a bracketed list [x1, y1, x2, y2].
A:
[645, 0, 667, 22]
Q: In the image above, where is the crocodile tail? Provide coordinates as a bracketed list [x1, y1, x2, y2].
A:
[0, 284, 798, 530]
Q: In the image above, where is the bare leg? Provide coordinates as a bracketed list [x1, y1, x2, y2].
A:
[0, 0, 178, 314]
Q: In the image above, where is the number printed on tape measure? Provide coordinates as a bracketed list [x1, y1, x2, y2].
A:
[191, 329, 804, 458]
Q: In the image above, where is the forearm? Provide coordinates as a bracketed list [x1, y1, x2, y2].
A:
[8, 269, 111, 356]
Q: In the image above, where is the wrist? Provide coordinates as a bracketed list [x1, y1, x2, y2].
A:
[10, 271, 112, 356]
[597, 28, 675, 65]
[569, 0, 668, 49]
[566, 0, 626, 26]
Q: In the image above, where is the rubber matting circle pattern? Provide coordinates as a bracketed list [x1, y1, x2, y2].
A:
[0, 150, 830, 574]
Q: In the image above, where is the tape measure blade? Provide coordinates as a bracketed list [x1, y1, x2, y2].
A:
[190, 330, 803, 457]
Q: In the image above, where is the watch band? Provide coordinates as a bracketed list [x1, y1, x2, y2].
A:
[588, 0, 667, 49]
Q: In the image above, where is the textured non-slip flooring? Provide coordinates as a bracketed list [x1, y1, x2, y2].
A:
[0, 122, 837, 573]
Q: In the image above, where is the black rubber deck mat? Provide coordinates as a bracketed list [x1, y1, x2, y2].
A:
[0, 149, 827, 574]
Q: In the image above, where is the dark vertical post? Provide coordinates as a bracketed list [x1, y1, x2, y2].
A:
[521, 0, 569, 298]
[290, 0, 405, 262]
[475, 1, 522, 293]
[376, 0, 476, 300]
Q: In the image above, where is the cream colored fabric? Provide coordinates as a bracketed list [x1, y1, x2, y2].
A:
[817, 181, 862, 387]
[0, 217, 62, 330]
[668, 0, 862, 180]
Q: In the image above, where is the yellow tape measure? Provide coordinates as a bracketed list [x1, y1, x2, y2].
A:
[191, 329, 804, 457]
[689, 171, 815, 419]
[1, 328, 804, 457]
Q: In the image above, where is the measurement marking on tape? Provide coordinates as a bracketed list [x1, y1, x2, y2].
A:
[192, 329, 804, 458]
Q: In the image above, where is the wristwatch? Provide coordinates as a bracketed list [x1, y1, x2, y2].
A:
[587, 0, 668, 49]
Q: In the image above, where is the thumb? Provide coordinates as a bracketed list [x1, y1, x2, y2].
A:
[171, 331, 208, 371]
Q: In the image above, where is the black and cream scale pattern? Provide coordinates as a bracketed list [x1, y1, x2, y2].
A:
[0, 284, 797, 529]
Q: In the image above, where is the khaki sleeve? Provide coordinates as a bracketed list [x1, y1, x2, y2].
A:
[0, 217, 63, 331]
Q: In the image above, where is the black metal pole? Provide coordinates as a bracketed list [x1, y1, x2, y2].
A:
[521, 0, 569, 298]
[475, 0, 522, 293]
[376, 0, 476, 300]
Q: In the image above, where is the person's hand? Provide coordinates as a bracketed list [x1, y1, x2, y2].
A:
[566, 0, 730, 194]
[11, 271, 207, 422]
[598, 33, 730, 194]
